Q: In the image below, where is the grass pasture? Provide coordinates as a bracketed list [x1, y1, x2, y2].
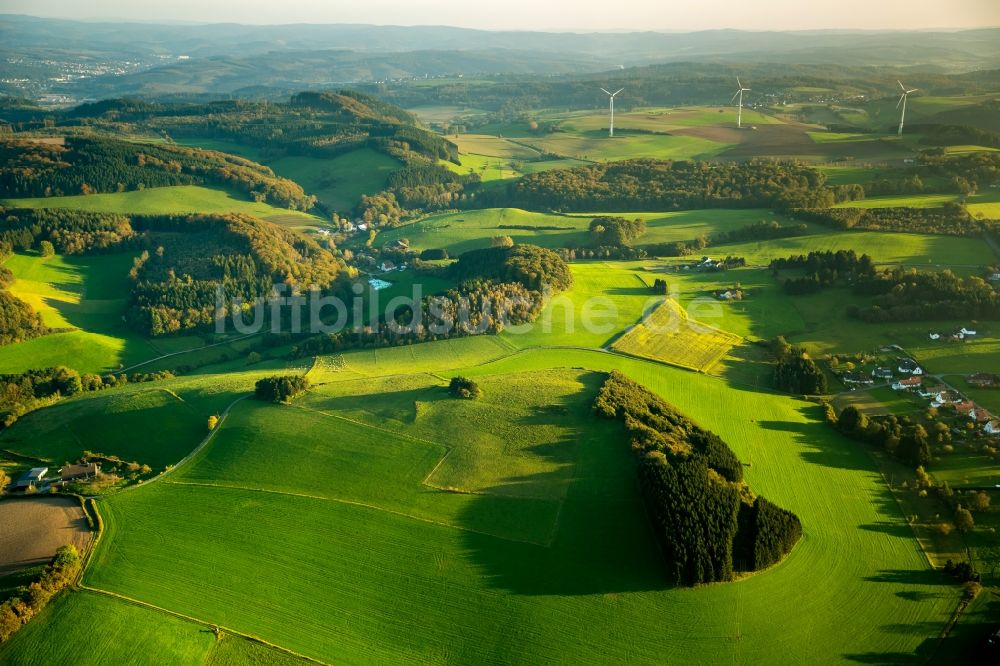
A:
[74, 346, 960, 664]
[0, 591, 216, 665]
[0, 387, 206, 470]
[611, 298, 742, 372]
[1, 185, 324, 229]
[0, 251, 166, 374]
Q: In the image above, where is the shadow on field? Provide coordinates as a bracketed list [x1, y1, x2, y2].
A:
[864, 569, 951, 586]
[858, 522, 917, 539]
[456, 374, 671, 596]
[758, 404, 872, 472]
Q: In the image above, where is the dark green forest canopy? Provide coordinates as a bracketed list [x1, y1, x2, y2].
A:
[492, 159, 848, 212]
[594, 371, 802, 585]
[449, 243, 572, 293]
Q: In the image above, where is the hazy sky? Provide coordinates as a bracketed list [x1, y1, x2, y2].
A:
[2, 0, 998, 31]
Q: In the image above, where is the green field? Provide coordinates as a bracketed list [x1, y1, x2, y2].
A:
[1, 185, 324, 229]
[0, 251, 165, 374]
[0, 591, 215, 665]
[375, 207, 994, 270]
[69, 344, 958, 663]
[264, 149, 402, 213]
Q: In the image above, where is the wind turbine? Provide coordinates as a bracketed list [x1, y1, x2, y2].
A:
[896, 81, 918, 136]
[731, 77, 751, 128]
[600, 87, 624, 137]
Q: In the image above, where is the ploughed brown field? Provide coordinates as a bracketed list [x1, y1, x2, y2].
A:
[0, 497, 91, 575]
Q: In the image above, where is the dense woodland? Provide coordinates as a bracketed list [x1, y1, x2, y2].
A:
[449, 244, 572, 293]
[127, 213, 348, 335]
[850, 268, 1000, 323]
[0, 137, 315, 210]
[490, 159, 854, 212]
[771, 250, 875, 295]
[594, 371, 801, 585]
[770, 336, 829, 395]
[792, 204, 991, 237]
[831, 406, 934, 468]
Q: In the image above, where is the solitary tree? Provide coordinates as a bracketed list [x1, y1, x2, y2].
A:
[207, 415, 219, 431]
[39, 240, 55, 257]
[955, 506, 975, 533]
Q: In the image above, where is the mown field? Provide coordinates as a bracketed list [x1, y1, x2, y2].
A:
[67, 344, 958, 664]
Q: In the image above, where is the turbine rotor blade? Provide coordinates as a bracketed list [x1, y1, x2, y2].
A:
[737, 77, 742, 88]
[600, 88, 612, 96]
[896, 94, 905, 109]
[731, 90, 741, 104]
[613, 88, 624, 96]
[898, 80, 906, 91]
[907, 88, 919, 94]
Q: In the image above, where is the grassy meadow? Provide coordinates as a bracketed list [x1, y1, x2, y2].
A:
[1, 185, 325, 229]
[74, 345, 959, 664]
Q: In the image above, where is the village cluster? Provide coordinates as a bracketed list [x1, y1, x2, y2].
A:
[840, 354, 1000, 437]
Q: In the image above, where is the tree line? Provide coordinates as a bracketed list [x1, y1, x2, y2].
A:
[0, 545, 81, 644]
[486, 159, 857, 213]
[791, 203, 991, 237]
[0, 136, 316, 210]
[594, 371, 801, 585]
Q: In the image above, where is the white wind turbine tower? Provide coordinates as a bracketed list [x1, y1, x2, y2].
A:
[600, 87, 624, 137]
[896, 81, 918, 136]
[731, 77, 751, 128]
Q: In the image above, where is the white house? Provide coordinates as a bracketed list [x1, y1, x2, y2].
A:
[928, 333, 941, 341]
[960, 327, 977, 337]
[985, 420, 1000, 435]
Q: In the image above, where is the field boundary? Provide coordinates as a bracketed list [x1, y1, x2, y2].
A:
[74, 587, 329, 665]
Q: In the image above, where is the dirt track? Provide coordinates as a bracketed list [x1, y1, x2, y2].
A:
[0, 496, 91, 576]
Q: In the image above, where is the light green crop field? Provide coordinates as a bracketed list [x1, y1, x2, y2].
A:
[0, 590, 215, 665]
[0, 185, 323, 229]
[500, 261, 660, 349]
[715, 230, 994, 267]
[451, 134, 540, 158]
[74, 345, 957, 664]
[611, 298, 742, 372]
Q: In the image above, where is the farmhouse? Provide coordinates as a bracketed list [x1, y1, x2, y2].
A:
[928, 333, 941, 341]
[897, 359, 922, 375]
[952, 399, 975, 414]
[384, 239, 410, 252]
[15, 467, 48, 490]
[971, 406, 992, 423]
[842, 372, 874, 386]
[968, 373, 1000, 388]
[892, 376, 922, 390]
[985, 420, 1000, 436]
[872, 367, 894, 380]
[60, 463, 99, 482]
[918, 384, 947, 399]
